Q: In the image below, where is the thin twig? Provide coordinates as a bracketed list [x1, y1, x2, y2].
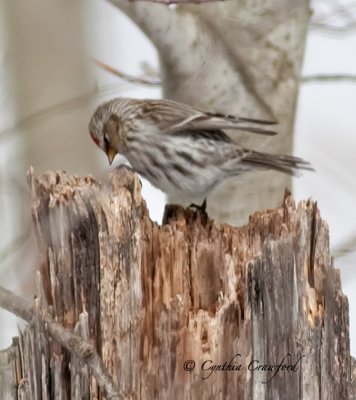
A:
[311, 21, 356, 33]
[302, 74, 356, 83]
[0, 81, 132, 141]
[310, 1, 356, 34]
[0, 286, 33, 322]
[139, 61, 160, 80]
[0, 285, 122, 400]
[129, 0, 226, 3]
[0, 61, 161, 140]
[94, 59, 161, 86]
[333, 233, 356, 259]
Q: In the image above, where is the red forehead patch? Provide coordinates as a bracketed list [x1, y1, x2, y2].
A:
[90, 131, 100, 147]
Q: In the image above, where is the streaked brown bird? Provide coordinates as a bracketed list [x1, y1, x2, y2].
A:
[89, 97, 312, 209]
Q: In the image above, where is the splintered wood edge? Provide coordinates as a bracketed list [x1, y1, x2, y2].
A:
[24, 167, 356, 395]
[28, 166, 146, 215]
[28, 166, 319, 233]
[27, 166, 343, 315]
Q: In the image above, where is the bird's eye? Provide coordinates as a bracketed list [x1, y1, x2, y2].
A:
[103, 135, 110, 152]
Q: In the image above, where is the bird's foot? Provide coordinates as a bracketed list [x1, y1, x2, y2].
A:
[162, 200, 208, 225]
[189, 199, 208, 225]
[189, 199, 207, 213]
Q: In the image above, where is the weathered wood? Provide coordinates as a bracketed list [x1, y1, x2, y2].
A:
[0, 339, 19, 400]
[2, 167, 354, 399]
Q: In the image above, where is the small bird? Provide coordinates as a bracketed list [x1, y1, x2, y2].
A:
[89, 97, 312, 209]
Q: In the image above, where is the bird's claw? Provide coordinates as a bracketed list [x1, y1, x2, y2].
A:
[189, 199, 207, 214]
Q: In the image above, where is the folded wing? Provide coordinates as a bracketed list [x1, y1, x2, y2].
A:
[141, 98, 278, 136]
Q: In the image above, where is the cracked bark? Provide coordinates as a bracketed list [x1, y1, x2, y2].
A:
[1, 167, 354, 399]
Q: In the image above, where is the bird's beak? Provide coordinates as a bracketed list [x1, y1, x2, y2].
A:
[107, 146, 117, 165]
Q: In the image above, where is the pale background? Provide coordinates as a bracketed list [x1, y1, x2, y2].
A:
[0, 0, 355, 356]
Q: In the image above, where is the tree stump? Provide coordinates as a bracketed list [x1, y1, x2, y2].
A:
[2, 167, 354, 399]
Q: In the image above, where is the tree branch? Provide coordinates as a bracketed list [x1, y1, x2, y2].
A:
[333, 233, 356, 259]
[130, 0, 226, 3]
[310, 2, 356, 35]
[0, 285, 33, 322]
[94, 59, 161, 86]
[0, 285, 122, 400]
[310, 21, 356, 33]
[0, 81, 130, 141]
[302, 74, 356, 83]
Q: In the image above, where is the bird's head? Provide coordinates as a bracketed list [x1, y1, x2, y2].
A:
[89, 102, 125, 165]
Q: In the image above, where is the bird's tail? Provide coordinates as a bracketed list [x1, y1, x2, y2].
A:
[242, 151, 314, 176]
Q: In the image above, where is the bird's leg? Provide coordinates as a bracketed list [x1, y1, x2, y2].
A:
[189, 198, 207, 213]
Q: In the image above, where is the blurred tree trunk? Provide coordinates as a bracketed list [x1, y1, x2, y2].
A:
[0, 0, 100, 344]
[4, 0, 98, 175]
[110, 0, 311, 226]
[1, 167, 353, 399]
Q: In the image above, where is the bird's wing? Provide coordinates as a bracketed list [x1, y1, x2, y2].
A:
[142, 99, 278, 136]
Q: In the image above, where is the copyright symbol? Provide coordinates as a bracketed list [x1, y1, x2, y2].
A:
[183, 360, 195, 371]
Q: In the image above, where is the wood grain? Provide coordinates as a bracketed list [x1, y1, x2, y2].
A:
[3, 167, 353, 399]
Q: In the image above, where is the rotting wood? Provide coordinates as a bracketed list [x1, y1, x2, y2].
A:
[0, 166, 355, 399]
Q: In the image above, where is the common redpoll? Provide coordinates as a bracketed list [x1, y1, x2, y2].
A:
[89, 97, 312, 205]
